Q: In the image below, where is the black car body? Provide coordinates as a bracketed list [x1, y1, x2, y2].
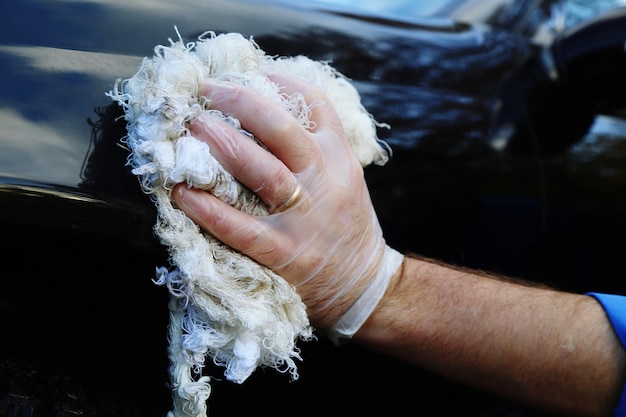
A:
[2, 0, 626, 416]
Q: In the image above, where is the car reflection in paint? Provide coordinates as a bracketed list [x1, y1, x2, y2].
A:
[1, 0, 626, 416]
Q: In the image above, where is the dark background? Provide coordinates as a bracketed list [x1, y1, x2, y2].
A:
[2, 0, 626, 416]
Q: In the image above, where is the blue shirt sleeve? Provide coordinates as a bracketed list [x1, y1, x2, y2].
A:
[587, 292, 626, 417]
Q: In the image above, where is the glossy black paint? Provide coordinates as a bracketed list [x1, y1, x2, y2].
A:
[553, 7, 626, 113]
[2, 1, 626, 416]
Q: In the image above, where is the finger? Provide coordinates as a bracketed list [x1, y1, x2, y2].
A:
[269, 73, 361, 182]
[189, 112, 297, 211]
[173, 184, 288, 267]
[200, 79, 319, 173]
[267, 73, 346, 138]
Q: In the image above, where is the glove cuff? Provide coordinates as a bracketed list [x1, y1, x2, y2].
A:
[326, 246, 403, 345]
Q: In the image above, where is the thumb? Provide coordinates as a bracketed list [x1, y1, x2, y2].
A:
[172, 184, 286, 268]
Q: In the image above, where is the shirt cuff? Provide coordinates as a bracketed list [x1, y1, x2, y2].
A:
[587, 292, 626, 417]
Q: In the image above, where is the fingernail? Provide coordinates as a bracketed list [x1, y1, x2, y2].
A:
[189, 112, 240, 162]
[200, 79, 235, 103]
[173, 185, 201, 214]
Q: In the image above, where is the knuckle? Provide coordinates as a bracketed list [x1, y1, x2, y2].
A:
[237, 224, 283, 265]
[270, 110, 301, 137]
[301, 83, 326, 102]
[257, 245, 286, 270]
[273, 173, 297, 204]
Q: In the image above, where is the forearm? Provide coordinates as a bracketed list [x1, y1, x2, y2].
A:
[354, 256, 625, 416]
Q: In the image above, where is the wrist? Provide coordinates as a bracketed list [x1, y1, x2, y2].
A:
[352, 255, 425, 349]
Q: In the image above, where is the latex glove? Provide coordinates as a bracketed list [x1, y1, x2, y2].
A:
[172, 74, 403, 343]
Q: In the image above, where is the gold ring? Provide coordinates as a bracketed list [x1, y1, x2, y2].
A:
[274, 183, 302, 213]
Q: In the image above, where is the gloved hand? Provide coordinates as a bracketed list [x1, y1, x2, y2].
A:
[172, 74, 403, 343]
